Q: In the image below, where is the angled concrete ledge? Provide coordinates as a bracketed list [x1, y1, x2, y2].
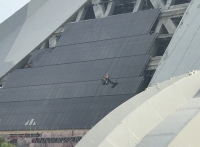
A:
[76, 71, 200, 147]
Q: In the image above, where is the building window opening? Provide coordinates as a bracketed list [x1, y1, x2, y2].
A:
[163, 0, 167, 5]
[142, 0, 154, 10]
[102, 0, 109, 10]
[160, 24, 169, 35]
[113, 0, 135, 15]
[155, 39, 171, 56]
[171, 17, 183, 27]
[174, 0, 191, 5]
[144, 70, 155, 77]
[84, 5, 96, 20]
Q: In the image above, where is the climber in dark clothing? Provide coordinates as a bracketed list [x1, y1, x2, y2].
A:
[102, 73, 112, 85]
[102, 73, 118, 88]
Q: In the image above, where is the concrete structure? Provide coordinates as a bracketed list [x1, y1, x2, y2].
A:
[0, 8, 159, 131]
[1, 0, 200, 147]
[0, 0, 88, 80]
[0, 0, 190, 84]
[150, 0, 200, 85]
[76, 70, 200, 147]
[75, 1, 200, 146]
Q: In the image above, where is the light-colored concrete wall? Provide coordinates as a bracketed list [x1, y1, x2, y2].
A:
[0, 0, 88, 79]
[76, 71, 200, 147]
[150, 0, 200, 86]
[168, 111, 200, 147]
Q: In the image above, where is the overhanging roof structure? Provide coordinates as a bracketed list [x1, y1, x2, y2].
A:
[0, 0, 88, 79]
[150, 0, 200, 86]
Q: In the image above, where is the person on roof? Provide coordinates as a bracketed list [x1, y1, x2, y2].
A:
[102, 73, 119, 88]
[102, 73, 114, 85]
[105, 73, 112, 84]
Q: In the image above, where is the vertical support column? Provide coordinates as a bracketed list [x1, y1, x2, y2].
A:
[103, 1, 116, 17]
[133, 0, 145, 12]
[76, 7, 88, 22]
[92, 0, 105, 18]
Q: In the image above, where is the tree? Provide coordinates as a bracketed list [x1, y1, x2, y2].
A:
[0, 138, 15, 147]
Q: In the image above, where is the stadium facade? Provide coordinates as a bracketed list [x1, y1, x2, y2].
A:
[1, 0, 200, 146]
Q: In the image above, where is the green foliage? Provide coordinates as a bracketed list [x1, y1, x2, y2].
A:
[0, 138, 5, 145]
[1, 142, 14, 147]
[0, 138, 14, 147]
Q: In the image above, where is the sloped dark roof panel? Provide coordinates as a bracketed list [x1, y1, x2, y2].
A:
[30, 34, 156, 67]
[0, 9, 160, 130]
[0, 94, 133, 130]
[4, 55, 150, 88]
[56, 9, 160, 46]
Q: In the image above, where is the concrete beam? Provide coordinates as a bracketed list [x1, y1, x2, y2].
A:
[49, 35, 57, 48]
[163, 18, 177, 34]
[76, 7, 88, 22]
[133, 0, 145, 12]
[160, 4, 188, 18]
[154, 3, 189, 35]
[92, 0, 105, 18]
[169, 3, 189, 10]
[155, 19, 164, 34]
[155, 18, 177, 34]
[103, 1, 116, 17]
[157, 34, 173, 39]
[150, 0, 165, 8]
[147, 56, 162, 70]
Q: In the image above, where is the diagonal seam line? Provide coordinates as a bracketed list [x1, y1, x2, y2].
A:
[147, 101, 163, 121]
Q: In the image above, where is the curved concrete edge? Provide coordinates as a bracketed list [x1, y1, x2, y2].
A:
[135, 96, 200, 147]
[76, 72, 196, 147]
[168, 111, 200, 147]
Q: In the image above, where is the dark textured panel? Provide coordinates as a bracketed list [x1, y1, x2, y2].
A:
[56, 9, 160, 46]
[0, 9, 160, 130]
[0, 94, 133, 130]
[0, 76, 144, 102]
[30, 34, 156, 67]
[4, 55, 150, 88]
[29, 49, 50, 63]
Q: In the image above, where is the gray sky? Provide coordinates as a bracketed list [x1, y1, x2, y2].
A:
[0, 0, 30, 23]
